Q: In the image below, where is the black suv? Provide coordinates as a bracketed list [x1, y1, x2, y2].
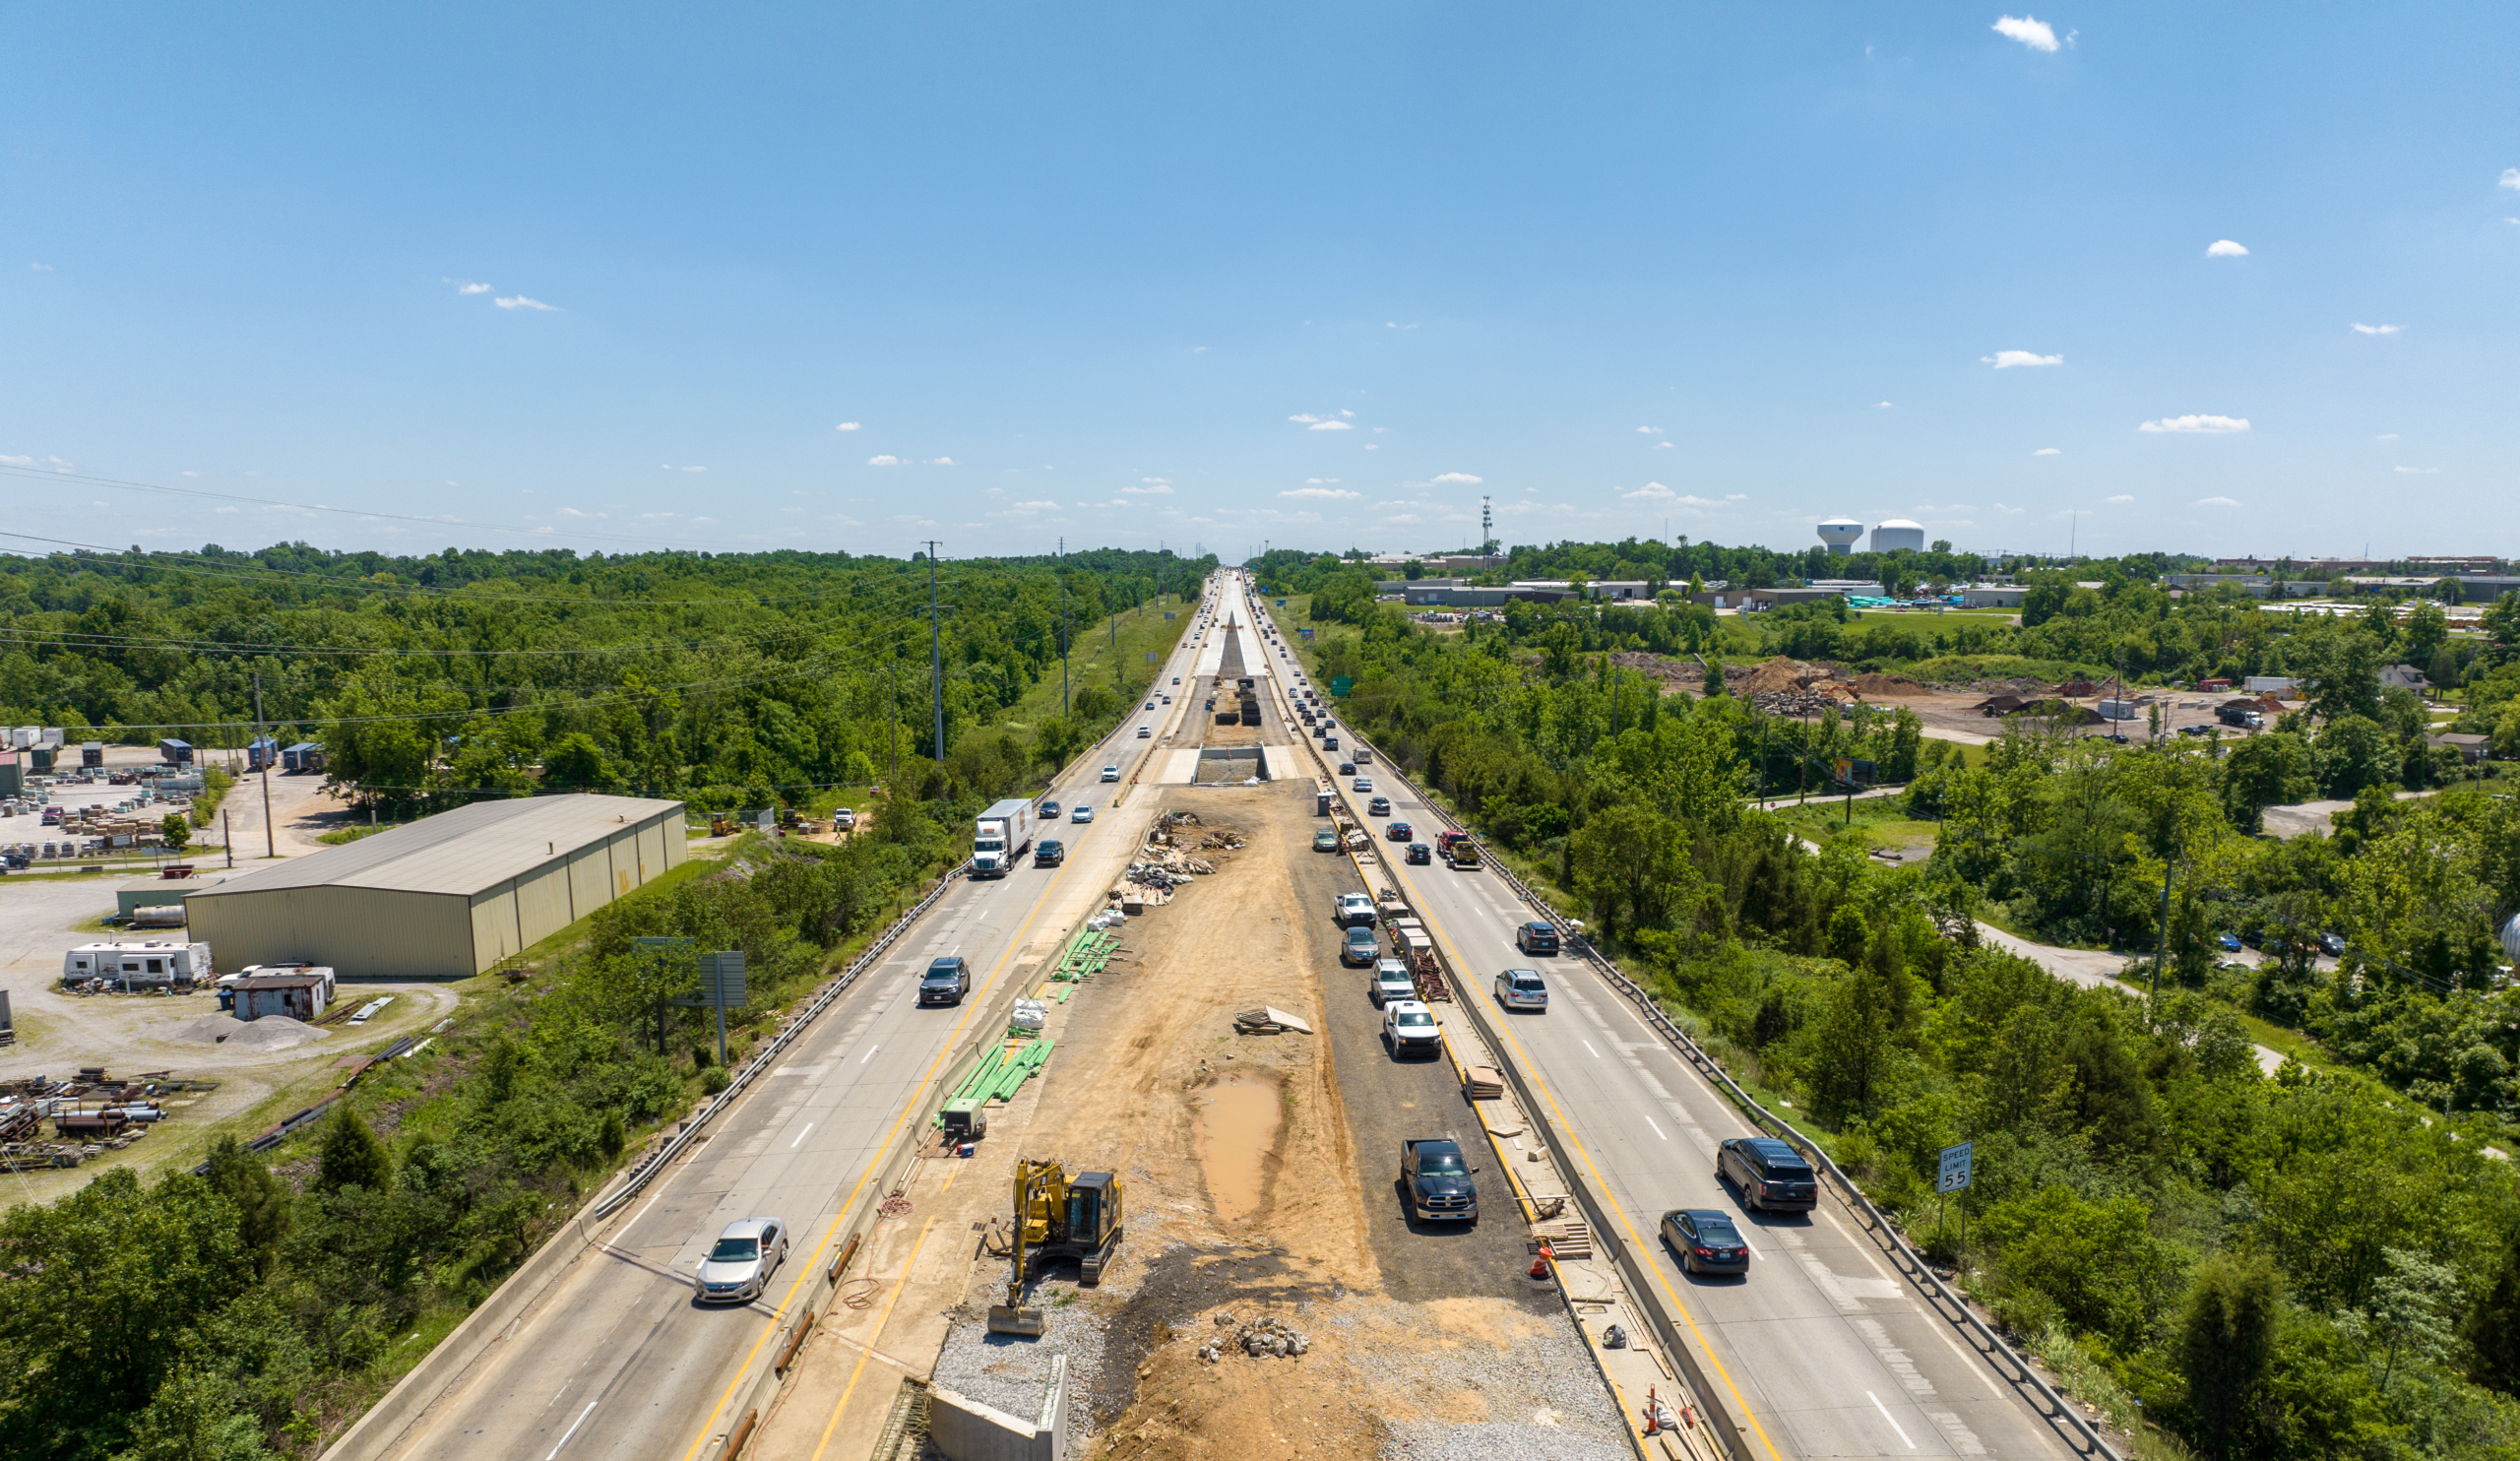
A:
[1717, 1136, 1818, 1213]
[1034, 839, 1065, 868]
[918, 956, 972, 1006]
[1514, 921, 1560, 957]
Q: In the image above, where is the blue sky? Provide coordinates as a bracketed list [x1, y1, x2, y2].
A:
[4, 3, 2516, 563]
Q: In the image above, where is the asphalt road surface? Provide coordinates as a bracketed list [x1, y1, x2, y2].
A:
[364, 587, 1217, 1461]
[1238, 577, 2079, 1461]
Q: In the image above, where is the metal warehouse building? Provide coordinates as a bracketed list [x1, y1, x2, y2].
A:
[185, 794, 687, 979]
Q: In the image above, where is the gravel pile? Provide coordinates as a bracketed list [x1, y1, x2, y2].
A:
[1331, 1300, 1627, 1461]
[1377, 1420, 1632, 1461]
[929, 1278, 1112, 1429]
[169, 1013, 246, 1045]
[221, 1015, 329, 1050]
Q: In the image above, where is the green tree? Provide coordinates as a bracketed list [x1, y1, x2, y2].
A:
[542, 731, 625, 793]
[1702, 655, 1725, 697]
[2180, 1253, 2280, 1460]
[2401, 602, 2449, 668]
[203, 1138, 292, 1281]
[2220, 732, 2314, 833]
[314, 1107, 393, 1194]
[158, 811, 192, 854]
[2313, 715, 2399, 798]
[2469, 1230, 2520, 1396]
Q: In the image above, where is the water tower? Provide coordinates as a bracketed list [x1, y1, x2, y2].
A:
[1869, 519, 1926, 553]
[1817, 517, 1864, 554]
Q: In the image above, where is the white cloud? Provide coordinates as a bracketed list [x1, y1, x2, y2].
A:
[1006, 500, 1059, 512]
[0, 454, 74, 472]
[2501, 168, 2520, 191]
[1385, 322, 1418, 330]
[868, 455, 903, 466]
[1876, 401, 1894, 409]
[2350, 323, 2402, 335]
[2138, 413, 2249, 434]
[495, 294, 557, 310]
[1119, 482, 1172, 495]
[2394, 466, 2440, 475]
[442, 278, 491, 293]
[1984, 349, 2063, 368]
[1636, 425, 1665, 435]
[1289, 413, 1354, 431]
[2033, 447, 2063, 456]
[929, 457, 957, 466]
[1304, 477, 1341, 484]
[2375, 433, 2399, 440]
[1993, 15, 2059, 50]
[214, 504, 237, 513]
[1625, 481, 1675, 501]
[30, 262, 53, 271]
[835, 421, 861, 431]
[1363, 444, 1380, 451]
[1382, 513, 1423, 525]
[2106, 494, 2133, 503]
[2205, 239, 2249, 258]
[2194, 496, 2241, 507]
[1991, 502, 2027, 514]
[1655, 440, 1675, 449]
[1429, 472, 1483, 484]
[1281, 486, 1360, 500]
[682, 465, 707, 473]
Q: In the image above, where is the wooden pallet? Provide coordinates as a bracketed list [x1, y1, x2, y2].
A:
[1535, 1218, 1595, 1260]
[1463, 1066, 1505, 1101]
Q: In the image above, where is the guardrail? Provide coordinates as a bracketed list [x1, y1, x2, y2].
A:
[1324, 721, 2124, 1461]
[587, 858, 973, 1221]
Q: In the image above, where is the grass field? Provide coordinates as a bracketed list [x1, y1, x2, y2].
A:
[1769, 796, 1941, 853]
[997, 592, 1194, 735]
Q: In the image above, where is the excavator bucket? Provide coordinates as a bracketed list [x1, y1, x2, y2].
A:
[986, 1304, 1045, 1337]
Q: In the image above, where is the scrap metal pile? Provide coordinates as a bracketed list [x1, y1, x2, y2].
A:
[0, 1068, 209, 1171]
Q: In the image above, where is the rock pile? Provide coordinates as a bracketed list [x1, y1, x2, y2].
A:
[1198, 1312, 1310, 1363]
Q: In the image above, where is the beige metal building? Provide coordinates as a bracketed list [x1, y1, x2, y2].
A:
[184, 794, 687, 979]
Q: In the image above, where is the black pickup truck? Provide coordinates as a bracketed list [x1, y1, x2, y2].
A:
[1400, 1137, 1479, 1225]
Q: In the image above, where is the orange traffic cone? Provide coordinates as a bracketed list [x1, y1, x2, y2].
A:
[1643, 1387, 1664, 1434]
[1528, 1253, 1550, 1279]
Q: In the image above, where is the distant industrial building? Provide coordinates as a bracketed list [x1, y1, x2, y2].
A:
[184, 794, 687, 980]
[1869, 519, 1926, 553]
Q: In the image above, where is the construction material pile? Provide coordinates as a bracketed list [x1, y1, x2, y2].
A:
[1748, 687, 1856, 717]
[1053, 928, 1121, 984]
[1729, 657, 1840, 695]
[936, 1037, 1054, 1125]
[1198, 1312, 1310, 1362]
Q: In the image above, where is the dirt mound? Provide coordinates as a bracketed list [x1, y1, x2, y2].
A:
[1606, 652, 1701, 690]
[1851, 672, 1923, 696]
[1733, 656, 1835, 694]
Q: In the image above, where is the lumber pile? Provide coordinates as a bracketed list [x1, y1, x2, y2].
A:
[1463, 1066, 1506, 1101]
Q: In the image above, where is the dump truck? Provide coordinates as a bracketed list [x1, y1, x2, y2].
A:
[986, 1159, 1124, 1335]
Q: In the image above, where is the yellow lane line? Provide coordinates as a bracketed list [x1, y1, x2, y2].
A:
[806, 1216, 938, 1461]
[678, 597, 1207, 1460]
[1301, 708, 1786, 1461]
[675, 853, 1077, 1461]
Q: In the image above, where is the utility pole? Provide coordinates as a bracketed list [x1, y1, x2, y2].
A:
[252, 671, 275, 859]
[1059, 537, 1071, 718]
[2149, 841, 2179, 1026]
[925, 541, 945, 762]
[887, 659, 899, 787]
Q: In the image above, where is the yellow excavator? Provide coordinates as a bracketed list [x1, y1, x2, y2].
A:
[985, 1159, 1124, 1336]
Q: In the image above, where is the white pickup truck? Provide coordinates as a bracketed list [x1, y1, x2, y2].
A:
[1333, 892, 1377, 928]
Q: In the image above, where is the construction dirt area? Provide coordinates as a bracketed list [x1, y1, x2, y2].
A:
[1605, 652, 2251, 747]
[760, 701, 1628, 1459]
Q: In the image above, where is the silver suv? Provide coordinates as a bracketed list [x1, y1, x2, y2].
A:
[694, 1217, 789, 1302]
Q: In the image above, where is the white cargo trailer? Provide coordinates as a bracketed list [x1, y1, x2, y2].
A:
[971, 798, 1038, 877]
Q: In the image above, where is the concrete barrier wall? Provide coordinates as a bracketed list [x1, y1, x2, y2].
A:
[930, 1354, 1067, 1461]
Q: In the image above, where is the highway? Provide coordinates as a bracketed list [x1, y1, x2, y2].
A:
[356, 588, 1220, 1461]
[1237, 577, 2080, 1461]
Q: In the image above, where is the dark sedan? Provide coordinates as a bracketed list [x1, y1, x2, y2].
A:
[1386, 821, 1414, 842]
[1662, 1209, 1750, 1277]
[1407, 843, 1431, 864]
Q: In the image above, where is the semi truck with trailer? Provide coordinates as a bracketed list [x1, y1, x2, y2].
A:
[971, 798, 1038, 877]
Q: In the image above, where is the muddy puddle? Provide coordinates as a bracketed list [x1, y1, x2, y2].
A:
[1193, 1076, 1281, 1223]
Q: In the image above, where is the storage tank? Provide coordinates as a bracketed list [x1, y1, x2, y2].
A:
[1869, 519, 1926, 553]
[1816, 518, 1864, 554]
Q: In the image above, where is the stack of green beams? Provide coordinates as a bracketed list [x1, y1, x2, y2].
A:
[933, 1037, 1056, 1125]
[1052, 929, 1122, 982]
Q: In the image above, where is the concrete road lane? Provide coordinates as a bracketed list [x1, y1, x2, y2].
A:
[370, 584, 1219, 1461]
[1242, 582, 2074, 1461]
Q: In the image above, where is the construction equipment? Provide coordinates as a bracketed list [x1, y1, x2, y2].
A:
[709, 814, 741, 837]
[985, 1159, 1124, 1336]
